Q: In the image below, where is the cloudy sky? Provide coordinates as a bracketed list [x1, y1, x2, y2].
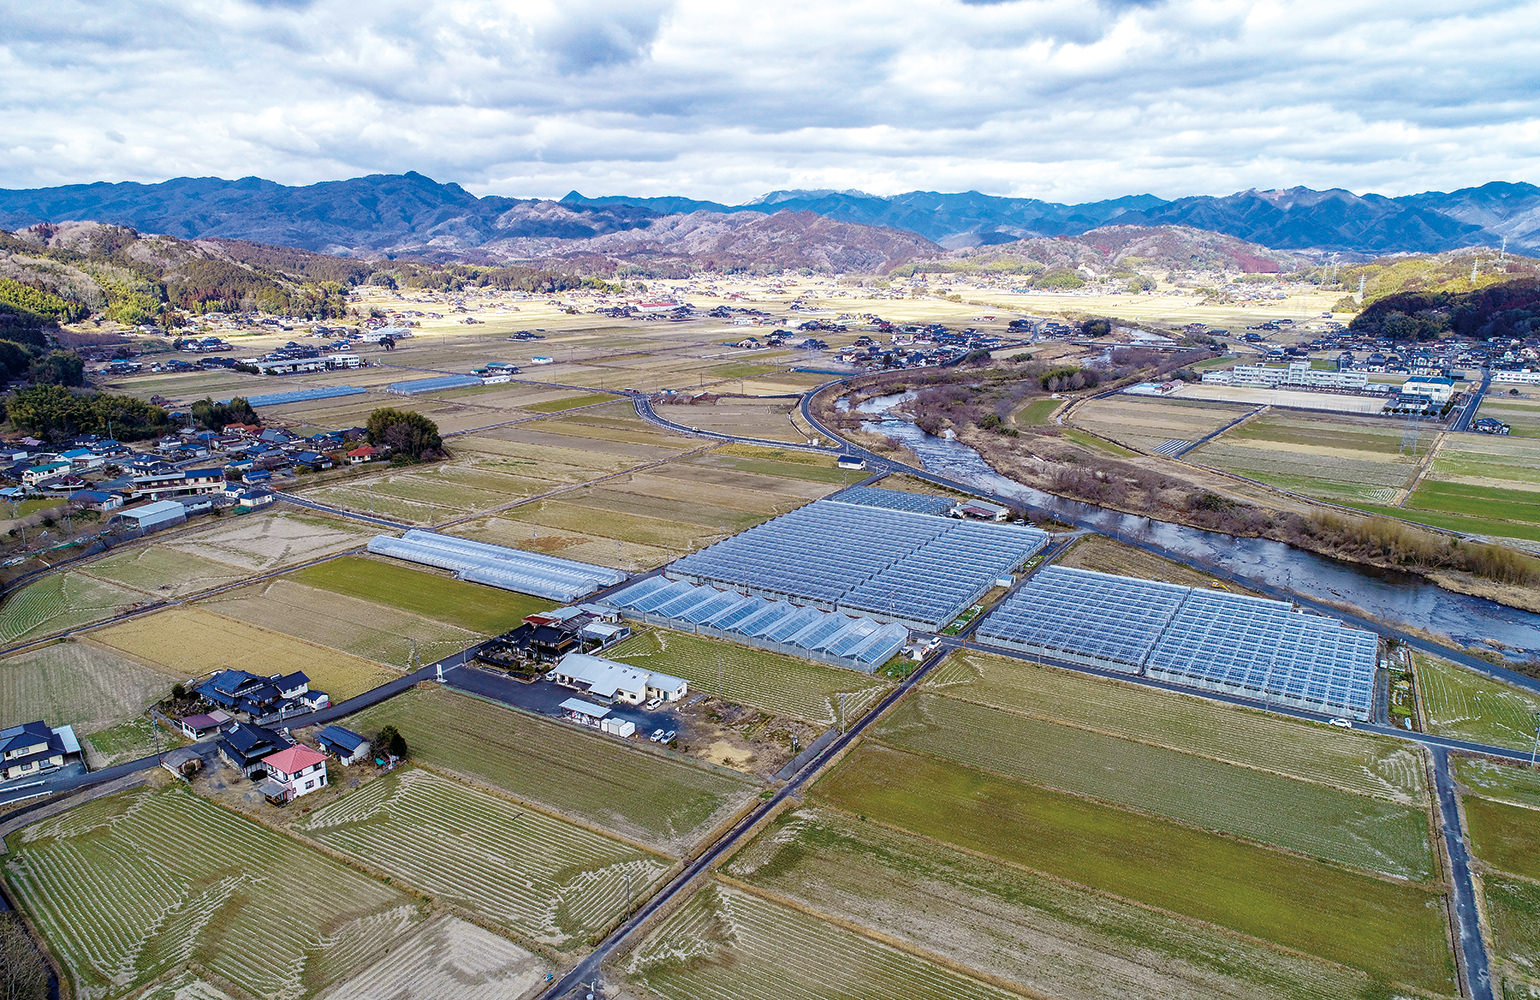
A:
[3, 0, 1538, 203]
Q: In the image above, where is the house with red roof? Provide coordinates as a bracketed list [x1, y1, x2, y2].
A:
[346, 444, 378, 465]
[258, 744, 330, 804]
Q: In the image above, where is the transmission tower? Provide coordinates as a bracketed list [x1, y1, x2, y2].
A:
[1400, 411, 1421, 455]
[1501, 237, 1509, 268]
[1357, 274, 1367, 303]
[1471, 258, 1480, 283]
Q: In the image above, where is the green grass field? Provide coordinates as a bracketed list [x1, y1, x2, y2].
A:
[1453, 758, 1540, 810]
[296, 768, 669, 949]
[813, 743, 1453, 993]
[606, 628, 888, 725]
[1190, 411, 1416, 503]
[723, 807, 1374, 1000]
[346, 686, 756, 852]
[1011, 397, 1061, 427]
[2, 785, 426, 1000]
[925, 652, 1426, 802]
[1483, 877, 1540, 992]
[1416, 653, 1540, 752]
[286, 555, 548, 633]
[875, 694, 1433, 879]
[524, 391, 617, 412]
[626, 881, 1031, 1000]
[1461, 795, 1540, 882]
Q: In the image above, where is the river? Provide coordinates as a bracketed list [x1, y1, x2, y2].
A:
[847, 392, 1540, 656]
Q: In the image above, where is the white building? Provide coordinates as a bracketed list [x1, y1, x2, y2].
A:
[1493, 369, 1540, 384]
[1400, 376, 1457, 404]
[550, 653, 688, 705]
[258, 744, 329, 803]
[1213, 360, 1369, 391]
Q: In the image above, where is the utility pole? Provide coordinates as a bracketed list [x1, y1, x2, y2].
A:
[716, 647, 723, 699]
[1531, 712, 1540, 769]
[838, 691, 847, 733]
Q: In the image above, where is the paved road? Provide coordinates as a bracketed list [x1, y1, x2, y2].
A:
[1168, 405, 1264, 458]
[533, 644, 955, 1000]
[1450, 370, 1492, 434]
[634, 396, 836, 454]
[1432, 747, 1495, 1000]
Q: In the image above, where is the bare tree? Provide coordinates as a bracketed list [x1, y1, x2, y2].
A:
[0, 915, 49, 1000]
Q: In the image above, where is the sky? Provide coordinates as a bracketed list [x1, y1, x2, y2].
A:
[3, 0, 1539, 204]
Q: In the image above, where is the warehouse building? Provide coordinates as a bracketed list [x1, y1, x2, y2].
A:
[549, 653, 688, 705]
[113, 499, 188, 533]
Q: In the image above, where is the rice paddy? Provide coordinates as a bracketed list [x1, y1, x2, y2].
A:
[1415, 652, 1540, 752]
[344, 686, 756, 852]
[2, 784, 427, 1000]
[295, 768, 670, 949]
[1071, 395, 1253, 454]
[1189, 411, 1418, 502]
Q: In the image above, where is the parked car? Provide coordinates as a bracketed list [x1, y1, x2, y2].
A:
[662, 730, 677, 742]
[644, 697, 662, 710]
[649, 729, 666, 742]
[1328, 718, 1353, 728]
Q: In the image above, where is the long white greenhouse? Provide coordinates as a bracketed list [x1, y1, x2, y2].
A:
[367, 529, 627, 602]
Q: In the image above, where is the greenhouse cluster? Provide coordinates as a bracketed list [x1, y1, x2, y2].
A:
[367, 529, 627, 602]
[229, 385, 366, 408]
[665, 498, 1046, 630]
[386, 374, 484, 395]
[604, 577, 911, 672]
[975, 566, 1379, 719]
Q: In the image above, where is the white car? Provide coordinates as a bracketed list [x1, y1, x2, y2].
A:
[1328, 717, 1353, 729]
[649, 729, 666, 742]
[644, 697, 662, 711]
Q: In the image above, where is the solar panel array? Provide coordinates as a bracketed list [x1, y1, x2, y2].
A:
[228, 385, 367, 408]
[829, 486, 955, 516]
[666, 499, 1047, 629]
[387, 374, 484, 395]
[367, 529, 627, 602]
[975, 565, 1379, 719]
[604, 577, 910, 671]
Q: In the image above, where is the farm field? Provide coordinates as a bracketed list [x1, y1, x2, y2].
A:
[1483, 877, 1540, 995]
[93, 607, 400, 700]
[1452, 757, 1540, 809]
[1171, 384, 1390, 414]
[523, 391, 619, 412]
[926, 651, 1426, 802]
[317, 916, 553, 1000]
[296, 768, 669, 949]
[204, 578, 480, 666]
[1188, 410, 1417, 503]
[1415, 653, 1540, 752]
[285, 556, 548, 634]
[0, 639, 179, 735]
[657, 398, 809, 443]
[606, 627, 889, 725]
[875, 693, 1433, 879]
[1056, 534, 1254, 591]
[1010, 396, 1061, 427]
[1070, 395, 1253, 454]
[625, 881, 1032, 1000]
[724, 807, 1376, 1000]
[165, 509, 376, 573]
[1478, 394, 1540, 437]
[0, 571, 147, 646]
[1460, 795, 1540, 882]
[345, 686, 756, 852]
[79, 544, 251, 597]
[1, 784, 426, 1000]
[813, 743, 1453, 992]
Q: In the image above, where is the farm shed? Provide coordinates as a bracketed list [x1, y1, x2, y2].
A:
[559, 697, 610, 728]
[550, 653, 687, 705]
[160, 746, 203, 779]
[316, 725, 371, 764]
[113, 499, 188, 533]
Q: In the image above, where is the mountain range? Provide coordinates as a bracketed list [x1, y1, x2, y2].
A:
[2, 172, 1539, 268]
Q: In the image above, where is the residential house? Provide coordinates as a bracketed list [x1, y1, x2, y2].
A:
[346, 444, 378, 465]
[0, 720, 77, 782]
[217, 722, 289, 778]
[549, 653, 688, 705]
[258, 744, 330, 803]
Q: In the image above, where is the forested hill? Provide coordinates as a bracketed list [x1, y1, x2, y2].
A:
[1348, 278, 1540, 341]
[0, 221, 602, 332]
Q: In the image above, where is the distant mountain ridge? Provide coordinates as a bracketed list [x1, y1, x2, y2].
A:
[1, 173, 1538, 267]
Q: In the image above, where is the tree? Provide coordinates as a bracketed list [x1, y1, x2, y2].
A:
[0, 914, 49, 1000]
[27, 350, 86, 387]
[190, 396, 260, 430]
[365, 408, 443, 461]
[376, 725, 408, 758]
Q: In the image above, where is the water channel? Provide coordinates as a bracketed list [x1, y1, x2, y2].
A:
[847, 392, 1540, 656]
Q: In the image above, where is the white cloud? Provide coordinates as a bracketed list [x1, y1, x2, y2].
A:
[1, 0, 1538, 202]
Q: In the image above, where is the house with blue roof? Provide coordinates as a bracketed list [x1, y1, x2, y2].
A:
[315, 725, 371, 764]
